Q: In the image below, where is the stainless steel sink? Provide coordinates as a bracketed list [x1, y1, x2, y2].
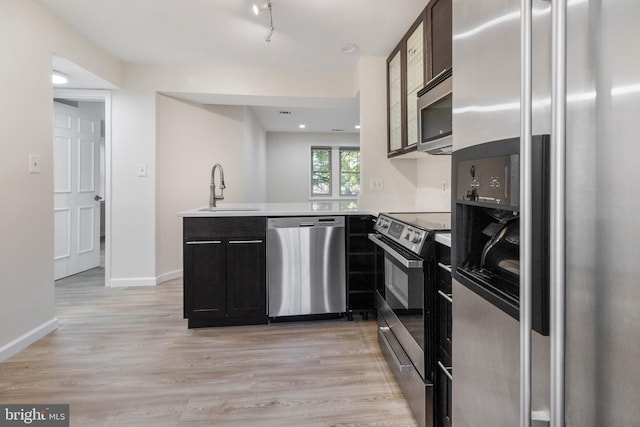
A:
[198, 206, 261, 212]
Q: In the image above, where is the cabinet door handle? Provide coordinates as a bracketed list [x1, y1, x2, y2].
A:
[438, 262, 452, 273]
[438, 361, 453, 381]
[438, 290, 453, 304]
[186, 240, 222, 245]
[228, 240, 263, 244]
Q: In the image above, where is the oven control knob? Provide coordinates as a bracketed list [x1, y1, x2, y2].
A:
[412, 234, 423, 244]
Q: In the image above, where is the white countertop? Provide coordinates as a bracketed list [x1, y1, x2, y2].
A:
[178, 201, 376, 218]
[435, 233, 452, 247]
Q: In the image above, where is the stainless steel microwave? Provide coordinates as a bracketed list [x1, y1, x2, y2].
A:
[417, 69, 452, 154]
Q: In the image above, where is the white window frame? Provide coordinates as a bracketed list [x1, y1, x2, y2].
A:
[310, 146, 332, 197]
[310, 145, 360, 200]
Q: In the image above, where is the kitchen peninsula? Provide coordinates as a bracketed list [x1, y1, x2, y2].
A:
[179, 202, 380, 328]
[178, 201, 368, 218]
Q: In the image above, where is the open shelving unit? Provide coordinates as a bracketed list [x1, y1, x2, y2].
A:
[345, 215, 383, 320]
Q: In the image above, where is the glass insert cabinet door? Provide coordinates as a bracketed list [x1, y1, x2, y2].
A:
[388, 50, 402, 153]
[406, 21, 424, 147]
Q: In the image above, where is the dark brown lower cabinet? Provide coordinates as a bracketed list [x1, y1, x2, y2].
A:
[435, 242, 452, 427]
[226, 238, 266, 319]
[183, 217, 267, 328]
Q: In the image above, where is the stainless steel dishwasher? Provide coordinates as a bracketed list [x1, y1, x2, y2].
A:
[267, 216, 346, 318]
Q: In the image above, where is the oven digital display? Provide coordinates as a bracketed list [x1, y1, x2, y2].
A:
[388, 221, 404, 239]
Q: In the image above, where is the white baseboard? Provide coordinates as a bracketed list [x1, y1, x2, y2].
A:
[0, 318, 59, 363]
[108, 277, 157, 288]
[156, 269, 182, 285]
[107, 271, 183, 288]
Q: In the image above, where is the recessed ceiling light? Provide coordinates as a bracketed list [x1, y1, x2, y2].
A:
[355, 125, 361, 129]
[299, 124, 306, 129]
[341, 43, 360, 54]
[52, 71, 68, 85]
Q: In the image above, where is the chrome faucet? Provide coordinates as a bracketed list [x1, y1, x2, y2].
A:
[209, 163, 226, 207]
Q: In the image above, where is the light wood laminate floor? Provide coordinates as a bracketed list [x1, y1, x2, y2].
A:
[0, 268, 417, 426]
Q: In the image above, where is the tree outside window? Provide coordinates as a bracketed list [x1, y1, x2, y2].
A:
[340, 148, 361, 196]
[311, 146, 360, 198]
[311, 147, 331, 196]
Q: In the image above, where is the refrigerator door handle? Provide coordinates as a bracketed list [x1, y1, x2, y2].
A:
[520, 0, 533, 426]
[550, 0, 567, 425]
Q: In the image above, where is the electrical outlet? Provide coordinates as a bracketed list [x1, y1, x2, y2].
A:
[370, 178, 384, 191]
[29, 154, 41, 173]
[137, 163, 147, 177]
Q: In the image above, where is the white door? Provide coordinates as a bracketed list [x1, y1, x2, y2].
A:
[53, 102, 101, 279]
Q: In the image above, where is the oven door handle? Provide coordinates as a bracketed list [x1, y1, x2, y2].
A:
[368, 234, 423, 269]
[378, 326, 414, 373]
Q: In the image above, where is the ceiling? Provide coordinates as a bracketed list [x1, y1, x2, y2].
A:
[40, 0, 428, 132]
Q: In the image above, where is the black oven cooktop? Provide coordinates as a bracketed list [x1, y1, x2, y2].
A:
[374, 212, 451, 256]
[386, 212, 451, 231]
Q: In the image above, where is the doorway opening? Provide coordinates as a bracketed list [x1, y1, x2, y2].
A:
[53, 89, 112, 288]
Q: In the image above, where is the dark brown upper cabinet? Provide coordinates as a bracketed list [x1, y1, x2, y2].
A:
[427, 0, 453, 79]
[387, 0, 451, 158]
[387, 10, 428, 158]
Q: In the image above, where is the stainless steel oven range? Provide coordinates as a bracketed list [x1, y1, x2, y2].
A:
[368, 212, 450, 427]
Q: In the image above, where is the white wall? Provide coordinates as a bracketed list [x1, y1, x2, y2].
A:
[243, 107, 267, 203]
[0, 0, 122, 360]
[356, 56, 419, 212]
[110, 88, 158, 286]
[415, 155, 452, 212]
[266, 132, 359, 202]
[155, 95, 267, 279]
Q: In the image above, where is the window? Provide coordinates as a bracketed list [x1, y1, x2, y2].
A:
[340, 148, 361, 196]
[311, 146, 360, 198]
[311, 147, 332, 196]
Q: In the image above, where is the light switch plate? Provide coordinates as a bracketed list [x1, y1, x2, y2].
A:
[29, 154, 41, 173]
[370, 178, 384, 191]
[137, 163, 147, 177]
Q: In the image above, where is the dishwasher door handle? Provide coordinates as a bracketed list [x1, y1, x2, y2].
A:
[299, 222, 315, 227]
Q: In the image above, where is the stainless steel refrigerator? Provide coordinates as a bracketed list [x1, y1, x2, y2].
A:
[451, 0, 640, 425]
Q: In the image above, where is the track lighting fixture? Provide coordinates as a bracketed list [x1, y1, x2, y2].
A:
[252, 2, 267, 15]
[252, 0, 275, 42]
